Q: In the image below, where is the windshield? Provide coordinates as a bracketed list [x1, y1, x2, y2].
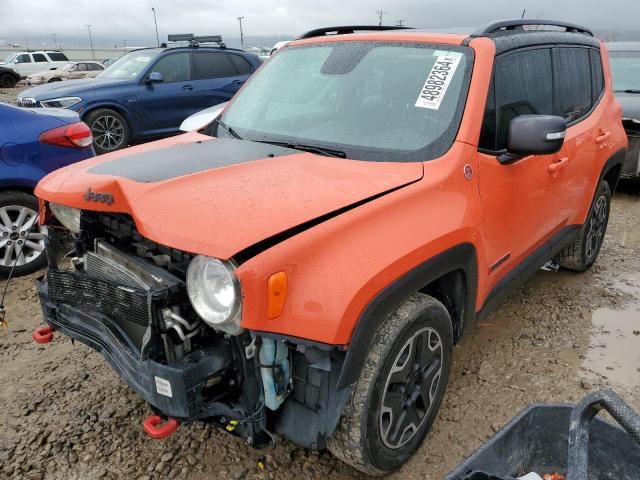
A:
[220, 42, 472, 161]
[98, 50, 156, 80]
[59, 63, 74, 72]
[610, 51, 640, 92]
[2, 53, 16, 64]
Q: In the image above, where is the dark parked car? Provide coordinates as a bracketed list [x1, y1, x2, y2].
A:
[608, 42, 640, 179]
[16, 40, 262, 154]
[0, 66, 20, 88]
[0, 102, 94, 276]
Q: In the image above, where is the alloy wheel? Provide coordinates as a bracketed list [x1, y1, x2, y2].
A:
[92, 115, 125, 151]
[379, 326, 443, 449]
[0, 205, 46, 268]
[585, 195, 608, 259]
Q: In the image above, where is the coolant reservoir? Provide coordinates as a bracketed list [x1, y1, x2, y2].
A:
[259, 338, 290, 410]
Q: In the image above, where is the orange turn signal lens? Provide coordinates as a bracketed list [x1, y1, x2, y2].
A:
[267, 271, 288, 319]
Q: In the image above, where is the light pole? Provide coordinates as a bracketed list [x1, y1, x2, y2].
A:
[85, 25, 95, 60]
[376, 9, 386, 26]
[151, 8, 160, 47]
[237, 16, 245, 50]
[52, 33, 58, 50]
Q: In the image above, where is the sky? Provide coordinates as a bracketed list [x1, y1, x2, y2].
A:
[0, 0, 637, 48]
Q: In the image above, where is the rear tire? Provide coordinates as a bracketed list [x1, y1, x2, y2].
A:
[84, 108, 130, 155]
[48, 77, 62, 83]
[0, 73, 17, 88]
[328, 293, 453, 476]
[0, 192, 49, 277]
[556, 180, 611, 271]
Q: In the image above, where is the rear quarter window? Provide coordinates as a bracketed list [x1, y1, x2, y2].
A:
[48, 52, 69, 61]
[228, 54, 254, 75]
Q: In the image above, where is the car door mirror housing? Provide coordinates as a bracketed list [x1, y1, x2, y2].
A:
[179, 102, 229, 132]
[499, 115, 567, 164]
[146, 72, 164, 83]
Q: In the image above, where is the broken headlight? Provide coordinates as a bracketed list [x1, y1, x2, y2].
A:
[186, 256, 242, 334]
[49, 203, 81, 233]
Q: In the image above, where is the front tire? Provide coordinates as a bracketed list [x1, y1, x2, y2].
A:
[0, 73, 17, 88]
[328, 293, 453, 476]
[84, 108, 130, 155]
[0, 192, 48, 277]
[556, 180, 611, 271]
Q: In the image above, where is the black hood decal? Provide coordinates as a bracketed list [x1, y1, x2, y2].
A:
[88, 138, 298, 182]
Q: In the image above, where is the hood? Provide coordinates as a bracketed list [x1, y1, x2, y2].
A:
[19, 77, 126, 100]
[616, 92, 640, 121]
[28, 106, 80, 124]
[36, 136, 423, 259]
[28, 69, 68, 79]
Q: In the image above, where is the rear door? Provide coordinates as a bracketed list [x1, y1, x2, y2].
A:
[477, 47, 560, 286]
[67, 63, 87, 79]
[31, 53, 51, 73]
[135, 51, 198, 134]
[549, 46, 606, 226]
[192, 51, 251, 108]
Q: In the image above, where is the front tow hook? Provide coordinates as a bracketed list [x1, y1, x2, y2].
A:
[32, 326, 54, 344]
[143, 415, 180, 439]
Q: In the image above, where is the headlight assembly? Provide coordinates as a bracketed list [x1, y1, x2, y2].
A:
[186, 256, 242, 334]
[40, 96, 82, 109]
[49, 203, 81, 233]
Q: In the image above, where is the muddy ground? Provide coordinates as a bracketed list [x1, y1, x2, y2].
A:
[1, 85, 639, 479]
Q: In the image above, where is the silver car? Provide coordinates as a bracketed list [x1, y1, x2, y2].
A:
[26, 61, 104, 86]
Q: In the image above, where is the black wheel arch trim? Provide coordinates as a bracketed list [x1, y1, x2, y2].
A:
[598, 147, 626, 194]
[336, 243, 478, 390]
[81, 104, 134, 136]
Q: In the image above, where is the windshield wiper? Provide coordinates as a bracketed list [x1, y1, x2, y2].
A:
[214, 118, 242, 139]
[623, 89, 640, 94]
[254, 140, 346, 158]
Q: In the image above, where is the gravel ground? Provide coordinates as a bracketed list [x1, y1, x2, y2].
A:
[0, 84, 23, 105]
[0, 84, 639, 479]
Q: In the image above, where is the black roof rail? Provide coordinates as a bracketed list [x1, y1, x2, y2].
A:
[297, 25, 412, 40]
[473, 19, 593, 37]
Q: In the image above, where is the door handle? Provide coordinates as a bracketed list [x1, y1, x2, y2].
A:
[182, 85, 194, 91]
[231, 79, 244, 85]
[596, 131, 611, 144]
[548, 156, 570, 175]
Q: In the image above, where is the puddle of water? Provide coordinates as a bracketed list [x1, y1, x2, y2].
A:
[582, 305, 640, 388]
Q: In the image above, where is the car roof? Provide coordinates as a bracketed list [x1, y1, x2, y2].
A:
[291, 20, 600, 54]
[127, 45, 250, 55]
[606, 41, 640, 52]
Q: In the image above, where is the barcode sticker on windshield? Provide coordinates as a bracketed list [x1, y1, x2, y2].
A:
[415, 52, 462, 110]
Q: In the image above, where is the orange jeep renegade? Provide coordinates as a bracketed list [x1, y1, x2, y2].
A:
[33, 20, 626, 475]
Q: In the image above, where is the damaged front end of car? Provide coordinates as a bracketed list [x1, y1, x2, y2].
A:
[36, 209, 350, 449]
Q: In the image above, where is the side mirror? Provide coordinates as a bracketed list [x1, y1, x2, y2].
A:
[499, 115, 567, 164]
[146, 71, 164, 84]
[179, 102, 229, 132]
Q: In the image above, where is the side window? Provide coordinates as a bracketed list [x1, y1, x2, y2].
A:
[554, 47, 592, 122]
[150, 53, 191, 82]
[32, 53, 47, 63]
[193, 52, 237, 79]
[590, 49, 604, 103]
[48, 52, 69, 61]
[91, 63, 104, 71]
[77, 63, 88, 71]
[228, 54, 254, 75]
[16, 54, 32, 63]
[482, 48, 554, 151]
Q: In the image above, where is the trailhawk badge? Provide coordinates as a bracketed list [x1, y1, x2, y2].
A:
[83, 187, 114, 205]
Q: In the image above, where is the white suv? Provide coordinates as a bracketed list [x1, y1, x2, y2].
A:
[0, 51, 70, 78]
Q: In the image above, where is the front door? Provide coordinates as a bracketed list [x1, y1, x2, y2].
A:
[135, 52, 198, 135]
[477, 47, 561, 289]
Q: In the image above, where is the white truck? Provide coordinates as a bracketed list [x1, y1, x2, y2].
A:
[0, 51, 70, 78]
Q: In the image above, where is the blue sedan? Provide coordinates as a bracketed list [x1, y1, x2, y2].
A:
[16, 45, 261, 154]
[0, 102, 94, 275]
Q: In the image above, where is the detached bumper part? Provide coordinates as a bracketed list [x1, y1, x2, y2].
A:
[143, 415, 180, 439]
[32, 325, 54, 344]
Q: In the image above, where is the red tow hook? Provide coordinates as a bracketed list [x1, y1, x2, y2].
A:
[32, 326, 54, 344]
[143, 415, 180, 439]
